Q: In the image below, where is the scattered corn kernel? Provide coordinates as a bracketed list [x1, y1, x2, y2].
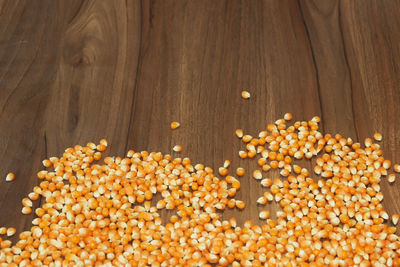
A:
[173, 145, 182, 152]
[170, 121, 180, 129]
[257, 196, 267, 205]
[394, 164, 400, 173]
[383, 159, 392, 169]
[235, 129, 243, 138]
[392, 214, 399, 225]
[284, 113, 292, 121]
[252, 170, 262, 180]
[373, 132, 382, 141]
[388, 174, 396, 183]
[236, 167, 245, 176]
[241, 90, 250, 99]
[238, 150, 247, 158]
[22, 206, 32, 215]
[6, 228, 16, 237]
[261, 178, 272, 187]
[28, 192, 39, 201]
[5, 173, 14, 182]
[259, 210, 270, 220]
[235, 200, 245, 209]
[21, 198, 32, 207]
[242, 135, 252, 143]
[218, 167, 228, 176]
[42, 159, 51, 168]
[223, 160, 230, 168]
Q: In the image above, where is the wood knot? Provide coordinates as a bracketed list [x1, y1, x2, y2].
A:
[63, 38, 98, 67]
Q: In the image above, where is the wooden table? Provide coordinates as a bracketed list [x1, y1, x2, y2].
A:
[1, 0, 400, 240]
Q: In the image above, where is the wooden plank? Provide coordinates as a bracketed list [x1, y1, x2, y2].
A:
[0, 0, 141, 239]
[299, 0, 357, 139]
[339, 0, 400, 217]
[0, 0, 76, 236]
[45, 0, 141, 157]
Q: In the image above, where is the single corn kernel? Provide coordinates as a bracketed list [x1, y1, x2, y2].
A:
[364, 137, 373, 147]
[235, 129, 243, 138]
[388, 174, 396, 184]
[96, 144, 106, 151]
[380, 211, 389, 220]
[22, 198, 32, 207]
[235, 200, 245, 210]
[7, 227, 16, 237]
[170, 121, 180, 129]
[312, 116, 321, 123]
[373, 132, 382, 141]
[22, 207, 32, 215]
[218, 167, 228, 176]
[223, 160, 231, 168]
[28, 192, 39, 201]
[173, 145, 182, 152]
[394, 164, 400, 173]
[5, 173, 15, 182]
[241, 90, 250, 99]
[257, 196, 267, 205]
[284, 113, 293, 121]
[252, 170, 262, 180]
[236, 168, 245, 176]
[0, 227, 6, 235]
[238, 151, 247, 159]
[383, 160, 391, 169]
[262, 164, 271, 172]
[392, 214, 399, 225]
[261, 178, 272, 187]
[42, 159, 51, 168]
[242, 135, 252, 143]
[264, 192, 273, 201]
[259, 210, 270, 220]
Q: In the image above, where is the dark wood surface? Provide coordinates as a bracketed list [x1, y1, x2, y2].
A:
[1, 0, 400, 238]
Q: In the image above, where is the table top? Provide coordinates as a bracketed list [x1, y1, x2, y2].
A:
[1, 0, 400, 239]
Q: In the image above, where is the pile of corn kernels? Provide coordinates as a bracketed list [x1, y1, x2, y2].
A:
[1, 114, 400, 266]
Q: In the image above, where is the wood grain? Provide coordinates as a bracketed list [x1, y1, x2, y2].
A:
[1, 0, 400, 240]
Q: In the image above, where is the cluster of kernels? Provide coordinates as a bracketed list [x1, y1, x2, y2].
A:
[0, 139, 246, 266]
[235, 114, 400, 266]
[1, 115, 400, 266]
